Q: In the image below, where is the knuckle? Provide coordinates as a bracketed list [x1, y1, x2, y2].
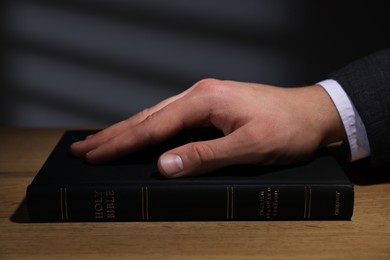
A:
[129, 108, 153, 125]
[137, 113, 161, 144]
[137, 108, 152, 120]
[143, 112, 157, 124]
[190, 142, 216, 166]
[193, 78, 225, 95]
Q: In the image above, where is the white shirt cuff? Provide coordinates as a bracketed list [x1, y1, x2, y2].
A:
[317, 79, 371, 161]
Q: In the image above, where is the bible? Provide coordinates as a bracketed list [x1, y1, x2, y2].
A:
[26, 128, 354, 222]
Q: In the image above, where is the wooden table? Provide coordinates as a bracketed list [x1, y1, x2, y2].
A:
[1, 128, 389, 259]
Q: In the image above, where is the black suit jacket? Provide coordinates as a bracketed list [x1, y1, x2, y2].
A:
[330, 48, 390, 166]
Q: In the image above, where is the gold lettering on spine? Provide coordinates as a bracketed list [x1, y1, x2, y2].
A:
[94, 189, 116, 220]
[273, 189, 279, 217]
[266, 187, 272, 219]
[260, 190, 265, 217]
[335, 191, 341, 216]
[105, 190, 115, 219]
[94, 190, 104, 219]
[259, 188, 279, 219]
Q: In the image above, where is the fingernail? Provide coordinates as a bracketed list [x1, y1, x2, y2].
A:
[72, 141, 83, 146]
[160, 154, 183, 176]
[86, 150, 95, 161]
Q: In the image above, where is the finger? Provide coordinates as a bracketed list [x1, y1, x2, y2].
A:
[84, 90, 215, 164]
[70, 84, 197, 157]
[157, 129, 258, 178]
[70, 120, 132, 157]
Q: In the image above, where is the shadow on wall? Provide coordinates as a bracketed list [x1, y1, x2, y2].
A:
[1, 0, 389, 127]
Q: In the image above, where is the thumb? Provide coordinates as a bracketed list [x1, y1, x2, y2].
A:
[157, 136, 243, 178]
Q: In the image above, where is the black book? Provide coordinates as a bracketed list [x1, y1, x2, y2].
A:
[26, 129, 354, 222]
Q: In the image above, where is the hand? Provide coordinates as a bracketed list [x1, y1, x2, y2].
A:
[71, 79, 346, 178]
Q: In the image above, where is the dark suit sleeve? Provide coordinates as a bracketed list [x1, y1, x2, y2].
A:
[330, 47, 390, 166]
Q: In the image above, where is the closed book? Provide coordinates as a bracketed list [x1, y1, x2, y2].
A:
[26, 129, 354, 222]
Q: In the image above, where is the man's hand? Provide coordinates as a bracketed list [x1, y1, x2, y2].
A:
[71, 79, 346, 178]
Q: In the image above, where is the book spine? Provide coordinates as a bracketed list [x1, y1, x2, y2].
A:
[26, 184, 354, 222]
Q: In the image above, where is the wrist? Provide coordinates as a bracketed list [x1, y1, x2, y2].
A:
[301, 85, 347, 147]
[313, 85, 347, 146]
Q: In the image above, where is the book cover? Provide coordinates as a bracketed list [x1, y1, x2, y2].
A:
[26, 128, 354, 222]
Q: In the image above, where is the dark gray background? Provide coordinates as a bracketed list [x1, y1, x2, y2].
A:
[2, 0, 389, 127]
